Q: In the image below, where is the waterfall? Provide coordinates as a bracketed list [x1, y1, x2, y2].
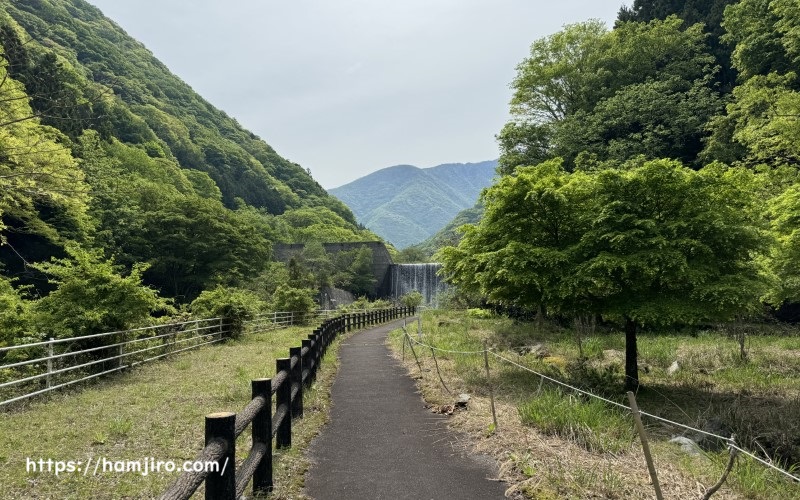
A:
[389, 263, 448, 307]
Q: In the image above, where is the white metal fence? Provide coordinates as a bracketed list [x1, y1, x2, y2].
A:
[0, 309, 343, 407]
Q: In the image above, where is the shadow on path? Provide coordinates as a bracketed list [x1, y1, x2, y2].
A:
[304, 319, 507, 499]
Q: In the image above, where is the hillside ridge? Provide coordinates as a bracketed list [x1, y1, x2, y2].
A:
[330, 160, 496, 248]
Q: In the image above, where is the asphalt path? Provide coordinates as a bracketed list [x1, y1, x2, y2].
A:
[304, 319, 507, 499]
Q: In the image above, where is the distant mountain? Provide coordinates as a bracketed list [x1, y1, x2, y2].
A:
[330, 161, 497, 248]
[411, 204, 485, 258]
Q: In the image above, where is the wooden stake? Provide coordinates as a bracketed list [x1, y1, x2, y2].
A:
[627, 391, 663, 500]
[405, 332, 424, 375]
[483, 341, 498, 430]
[702, 435, 738, 500]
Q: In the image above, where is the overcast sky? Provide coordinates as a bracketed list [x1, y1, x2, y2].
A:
[87, 0, 626, 189]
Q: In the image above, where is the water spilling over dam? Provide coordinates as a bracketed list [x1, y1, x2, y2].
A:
[388, 263, 448, 307]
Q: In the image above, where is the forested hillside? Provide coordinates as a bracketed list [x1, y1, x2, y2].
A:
[440, 0, 800, 390]
[0, 0, 378, 345]
[330, 160, 496, 248]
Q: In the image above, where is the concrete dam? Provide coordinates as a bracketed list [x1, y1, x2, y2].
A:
[274, 242, 448, 306]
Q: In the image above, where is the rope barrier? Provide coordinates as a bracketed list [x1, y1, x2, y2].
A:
[403, 334, 490, 355]
[400, 330, 800, 483]
[489, 351, 631, 411]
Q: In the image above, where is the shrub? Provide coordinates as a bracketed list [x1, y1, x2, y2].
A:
[269, 285, 317, 324]
[32, 245, 169, 339]
[0, 276, 33, 349]
[190, 286, 265, 339]
[400, 291, 423, 309]
[467, 308, 493, 319]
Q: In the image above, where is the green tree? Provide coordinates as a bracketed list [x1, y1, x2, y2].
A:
[0, 275, 31, 348]
[270, 285, 317, 320]
[189, 286, 265, 339]
[573, 161, 767, 389]
[441, 160, 769, 390]
[768, 183, 800, 303]
[617, 0, 739, 90]
[703, 0, 800, 166]
[499, 18, 721, 174]
[439, 159, 594, 313]
[31, 245, 168, 339]
[0, 47, 88, 240]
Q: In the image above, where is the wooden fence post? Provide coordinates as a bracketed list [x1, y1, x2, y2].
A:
[205, 412, 236, 500]
[483, 341, 498, 430]
[276, 358, 292, 449]
[301, 339, 313, 385]
[251, 379, 272, 495]
[627, 391, 663, 500]
[308, 334, 318, 380]
[289, 347, 303, 418]
[316, 330, 324, 363]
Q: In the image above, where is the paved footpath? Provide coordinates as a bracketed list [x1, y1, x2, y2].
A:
[304, 319, 507, 500]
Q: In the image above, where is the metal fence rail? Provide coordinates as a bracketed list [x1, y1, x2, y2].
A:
[0, 309, 349, 407]
[0, 317, 230, 407]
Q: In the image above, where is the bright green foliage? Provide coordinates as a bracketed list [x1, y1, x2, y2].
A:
[499, 17, 721, 174]
[466, 307, 492, 319]
[723, 73, 800, 164]
[0, 276, 31, 347]
[441, 160, 769, 387]
[400, 291, 423, 309]
[571, 161, 767, 326]
[269, 285, 317, 319]
[31, 245, 168, 339]
[617, 0, 739, 90]
[705, 1, 800, 166]
[189, 286, 265, 339]
[723, 0, 794, 80]
[0, 48, 89, 241]
[439, 159, 595, 313]
[773, 0, 800, 67]
[274, 207, 373, 244]
[768, 184, 800, 303]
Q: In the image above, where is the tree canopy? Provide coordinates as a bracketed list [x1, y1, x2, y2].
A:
[498, 17, 722, 175]
[441, 160, 769, 389]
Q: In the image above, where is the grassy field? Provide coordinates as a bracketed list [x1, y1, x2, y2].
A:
[0, 323, 346, 499]
[388, 310, 800, 499]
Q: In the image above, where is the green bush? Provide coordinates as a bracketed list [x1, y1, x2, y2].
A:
[0, 277, 33, 349]
[467, 308, 493, 319]
[269, 285, 317, 323]
[339, 296, 393, 312]
[400, 291, 423, 309]
[32, 245, 169, 339]
[190, 286, 266, 339]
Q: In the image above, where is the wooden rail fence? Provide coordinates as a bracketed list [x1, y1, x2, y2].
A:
[160, 307, 415, 500]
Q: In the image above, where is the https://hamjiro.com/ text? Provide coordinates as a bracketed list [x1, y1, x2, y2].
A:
[26, 456, 228, 477]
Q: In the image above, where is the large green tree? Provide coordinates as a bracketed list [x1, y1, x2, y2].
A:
[617, 0, 739, 90]
[499, 17, 721, 174]
[441, 160, 768, 389]
[703, 0, 800, 166]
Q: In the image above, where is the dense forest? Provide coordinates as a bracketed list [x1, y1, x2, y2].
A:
[0, 0, 382, 346]
[439, 0, 800, 389]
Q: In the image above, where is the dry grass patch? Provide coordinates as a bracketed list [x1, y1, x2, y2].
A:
[388, 311, 800, 499]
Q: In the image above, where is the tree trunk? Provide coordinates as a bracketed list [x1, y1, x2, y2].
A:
[624, 317, 639, 391]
